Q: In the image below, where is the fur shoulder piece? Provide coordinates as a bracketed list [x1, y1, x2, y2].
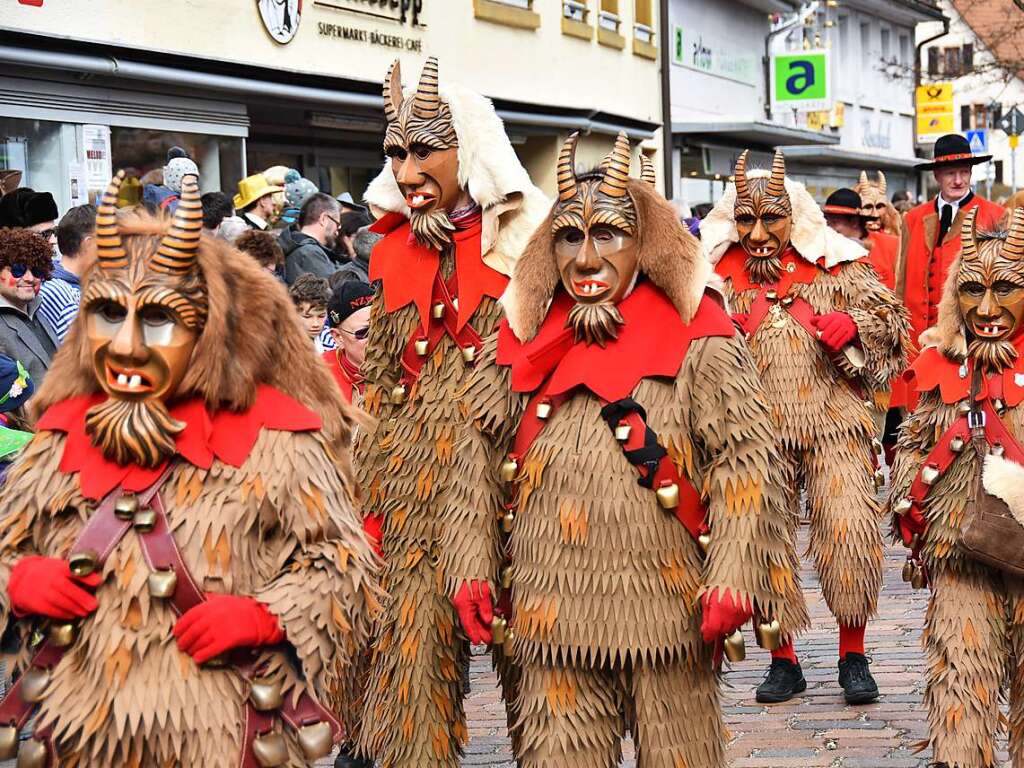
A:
[699, 174, 867, 269]
[501, 181, 712, 341]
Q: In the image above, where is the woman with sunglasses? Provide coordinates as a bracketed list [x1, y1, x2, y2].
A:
[0, 228, 57, 391]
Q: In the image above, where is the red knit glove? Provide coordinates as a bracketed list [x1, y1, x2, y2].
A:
[898, 503, 927, 548]
[8, 556, 101, 620]
[700, 588, 752, 644]
[173, 595, 285, 664]
[813, 312, 858, 352]
[452, 580, 494, 645]
[363, 513, 384, 558]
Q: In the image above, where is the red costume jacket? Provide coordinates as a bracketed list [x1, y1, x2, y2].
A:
[867, 230, 898, 291]
[893, 194, 1005, 409]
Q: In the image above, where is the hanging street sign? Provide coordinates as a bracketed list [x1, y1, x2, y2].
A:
[915, 82, 954, 144]
[771, 50, 830, 112]
[1000, 106, 1024, 136]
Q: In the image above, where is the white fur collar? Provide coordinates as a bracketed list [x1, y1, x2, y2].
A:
[699, 173, 867, 269]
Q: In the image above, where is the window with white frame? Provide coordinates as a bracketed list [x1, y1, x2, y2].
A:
[599, 0, 620, 32]
[563, 0, 587, 22]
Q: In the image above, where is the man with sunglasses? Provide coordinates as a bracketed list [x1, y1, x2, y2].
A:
[323, 280, 373, 405]
[279, 192, 342, 284]
[0, 228, 57, 391]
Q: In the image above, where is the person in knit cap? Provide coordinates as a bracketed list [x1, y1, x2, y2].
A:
[163, 147, 199, 197]
[0, 188, 60, 248]
[280, 170, 319, 228]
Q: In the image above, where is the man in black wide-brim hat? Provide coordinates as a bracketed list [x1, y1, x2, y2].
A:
[893, 133, 1005, 414]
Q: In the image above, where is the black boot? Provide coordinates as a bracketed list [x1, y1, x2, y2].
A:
[334, 744, 374, 768]
[755, 658, 807, 703]
[838, 652, 879, 704]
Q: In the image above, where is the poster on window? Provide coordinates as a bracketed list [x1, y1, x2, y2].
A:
[67, 161, 86, 207]
[82, 124, 112, 202]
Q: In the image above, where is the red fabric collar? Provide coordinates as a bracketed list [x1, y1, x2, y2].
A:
[715, 244, 836, 293]
[496, 281, 735, 402]
[906, 337, 1024, 406]
[322, 349, 363, 403]
[368, 212, 507, 333]
[35, 385, 323, 499]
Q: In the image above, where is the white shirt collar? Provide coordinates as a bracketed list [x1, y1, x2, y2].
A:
[245, 213, 268, 230]
[937, 191, 971, 216]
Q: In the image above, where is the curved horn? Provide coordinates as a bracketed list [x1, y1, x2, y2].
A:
[960, 207, 979, 262]
[734, 150, 750, 200]
[383, 59, 404, 123]
[766, 150, 786, 198]
[412, 56, 441, 120]
[1004, 207, 1024, 261]
[152, 175, 201, 276]
[95, 171, 128, 271]
[597, 131, 631, 199]
[877, 170, 887, 194]
[639, 154, 657, 187]
[556, 132, 580, 202]
[858, 170, 868, 190]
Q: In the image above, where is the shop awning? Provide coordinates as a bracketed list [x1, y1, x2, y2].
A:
[781, 144, 926, 170]
[673, 120, 839, 149]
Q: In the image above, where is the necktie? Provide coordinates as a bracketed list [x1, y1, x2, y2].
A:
[939, 203, 953, 243]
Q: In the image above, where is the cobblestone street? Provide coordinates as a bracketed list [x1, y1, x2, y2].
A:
[456, 524, 1011, 768]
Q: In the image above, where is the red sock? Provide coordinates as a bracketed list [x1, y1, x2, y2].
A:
[771, 641, 799, 664]
[839, 623, 866, 659]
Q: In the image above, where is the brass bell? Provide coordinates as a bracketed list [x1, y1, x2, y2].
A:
[461, 346, 476, 364]
[614, 421, 632, 442]
[0, 724, 17, 760]
[781, 295, 794, 307]
[723, 630, 746, 663]
[133, 507, 157, 533]
[431, 302, 445, 320]
[920, 464, 940, 486]
[499, 456, 518, 483]
[414, 338, 428, 356]
[911, 567, 927, 591]
[765, 290, 778, 301]
[114, 493, 139, 520]
[992, 443, 1006, 457]
[16, 738, 48, 768]
[536, 400, 552, 420]
[501, 511, 515, 533]
[958, 401, 972, 415]
[21, 667, 50, 704]
[148, 569, 178, 599]
[391, 384, 407, 404]
[500, 566, 513, 589]
[656, 481, 680, 510]
[297, 721, 334, 760]
[697, 532, 711, 555]
[48, 622, 77, 648]
[249, 677, 284, 711]
[893, 497, 914, 516]
[902, 559, 915, 583]
[873, 468, 886, 491]
[949, 436, 965, 453]
[491, 616, 507, 645]
[252, 730, 289, 768]
[68, 549, 98, 578]
[994, 398, 1007, 415]
[505, 628, 516, 644]
[754, 619, 781, 651]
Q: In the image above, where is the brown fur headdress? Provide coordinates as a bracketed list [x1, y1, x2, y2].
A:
[501, 139, 710, 342]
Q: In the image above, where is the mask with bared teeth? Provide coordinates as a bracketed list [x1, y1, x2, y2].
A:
[733, 150, 793, 284]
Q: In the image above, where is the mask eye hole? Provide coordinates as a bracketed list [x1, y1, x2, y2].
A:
[761, 214, 780, 224]
[409, 143, 433, 161]
[95, 301, 127, 323]
[736, 214, 755, 226]
[558, 228, 585, 245]
[138, 305, 175, 327]
[591, 226, 617, 243]
[385, 146, 407, 161]
[960, 281, 986, 298]
[994, 280, 1021, 297]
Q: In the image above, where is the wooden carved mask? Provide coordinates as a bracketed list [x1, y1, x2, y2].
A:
[733, 150, 793, 265]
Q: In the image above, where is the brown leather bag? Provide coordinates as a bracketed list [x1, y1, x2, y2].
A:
[959, 374, 1024, 577]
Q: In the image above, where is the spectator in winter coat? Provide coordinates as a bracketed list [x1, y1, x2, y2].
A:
[38, 204, 97, 341]
[0, 229, 57, 389]
[278, 193, 341, 284]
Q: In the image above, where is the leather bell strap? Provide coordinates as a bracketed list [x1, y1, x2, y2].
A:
[743, 287, 820, 339]
[397, 271, 484, 391]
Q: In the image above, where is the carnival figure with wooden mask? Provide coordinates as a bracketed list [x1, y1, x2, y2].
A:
[442, 133, 806, 768]
[855, 170, 901, 239]
[701, 150, 910, 705]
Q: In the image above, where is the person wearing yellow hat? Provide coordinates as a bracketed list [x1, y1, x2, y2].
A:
[234, 173, 283, 231]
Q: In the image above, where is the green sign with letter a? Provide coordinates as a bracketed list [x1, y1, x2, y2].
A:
[772, 50, 830, 111]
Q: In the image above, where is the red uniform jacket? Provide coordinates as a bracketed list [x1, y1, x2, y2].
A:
[866, 230, 898, 290]
[893, 194, 1004, 409]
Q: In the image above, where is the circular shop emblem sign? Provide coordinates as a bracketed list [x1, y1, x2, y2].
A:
[257, 0, 301, 44]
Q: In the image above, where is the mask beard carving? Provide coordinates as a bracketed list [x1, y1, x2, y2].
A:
[84, 397, 185, 469]
[409, 208, 456, 253]
[566, 302, 625, 347]
[746, 255, 783, 285]
[967, 336, 1018, 373]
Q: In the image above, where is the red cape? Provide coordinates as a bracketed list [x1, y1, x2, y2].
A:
[906, 338, 1024, 407]
[36, 385, 322, 499]
[715, 244, 840, 292]
[496, 281, 735, 402]
[369, 212, 507, 333]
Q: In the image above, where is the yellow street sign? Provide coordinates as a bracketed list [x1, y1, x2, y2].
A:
[1011, 134, 1020, 149]
[915, 82, 955, 143]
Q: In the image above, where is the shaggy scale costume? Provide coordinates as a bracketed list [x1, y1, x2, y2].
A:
[890, 208, 1024, 768]
[354, 59, 548, 767]
[443, 138, 806, 767]
[702, 152, 910, 691]
[0, 176, 381, 766]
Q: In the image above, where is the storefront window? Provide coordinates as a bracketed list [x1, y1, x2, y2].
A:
[0, 117, 77, 203]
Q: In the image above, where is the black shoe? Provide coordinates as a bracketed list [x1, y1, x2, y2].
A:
[838, 652, 879, 704]
[755, 658, 807, 703]
[334, 745, 374, 768]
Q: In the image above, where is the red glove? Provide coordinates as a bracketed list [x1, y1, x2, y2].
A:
[898, 503, 927, 548]
[363, 513, 384, 558]
[452, 580, 494, 645]
[8, 556, 101, 620]
[700, 588, 752, 644]
[173, 595, 285, 664]
[813, 312, 858, 353]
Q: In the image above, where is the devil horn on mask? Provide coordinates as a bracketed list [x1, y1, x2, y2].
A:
[95, 171, 128, 271]
[412, 56, 441, 120]
[734, 150, 750, 200]
[383, 58, 404, 123]
[639, 154, 657, 187]
[1004, 207, 1024, 261]
[766, 150, 786, 198]
[877, 170, 887, 194]
[598, 131, 631, 198]
[556, 132, 580, 202]
[858, 170, 869, 190]
[960, 208, 979, 262]
[152, 175, 201, 276]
